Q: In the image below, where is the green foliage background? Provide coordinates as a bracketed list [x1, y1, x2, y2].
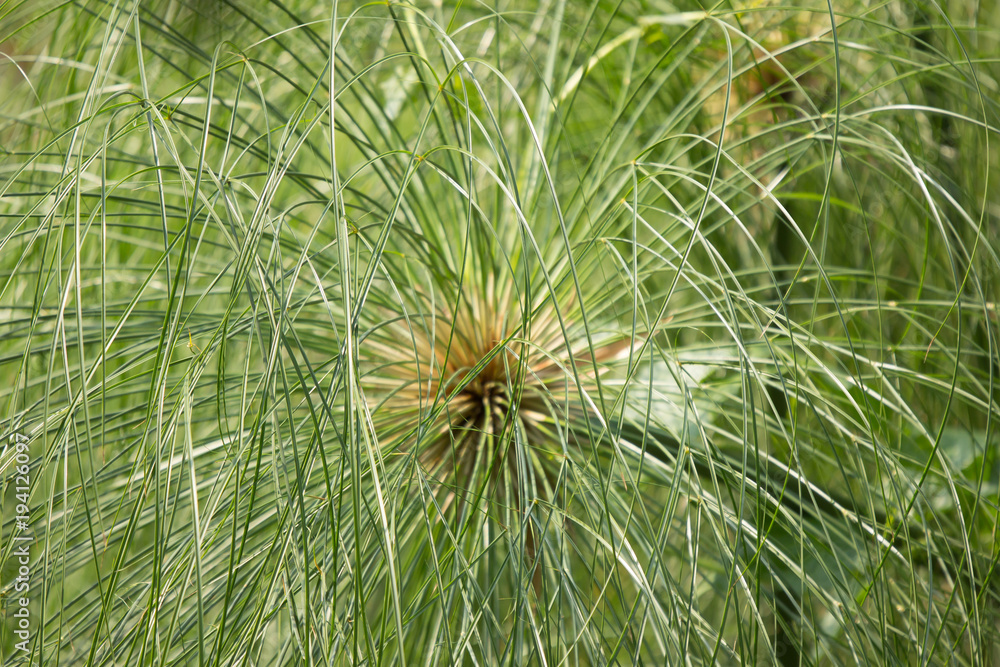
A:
[1, 0, 999, 664]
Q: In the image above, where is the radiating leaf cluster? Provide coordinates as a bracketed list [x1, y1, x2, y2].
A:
[1, 0, 999, 664]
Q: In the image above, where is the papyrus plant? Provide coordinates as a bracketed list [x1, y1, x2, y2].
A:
[1, 0, 998, 664]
